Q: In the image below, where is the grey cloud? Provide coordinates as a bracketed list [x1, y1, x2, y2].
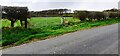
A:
[0, 0, 119, 11]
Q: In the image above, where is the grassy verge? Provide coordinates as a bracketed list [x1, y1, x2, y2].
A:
[1, 18, 120, 49]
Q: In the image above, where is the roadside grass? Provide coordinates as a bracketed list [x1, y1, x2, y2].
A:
[1, 17, 120, 48]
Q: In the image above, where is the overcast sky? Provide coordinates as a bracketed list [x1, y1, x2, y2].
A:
[0, 0, 120, 11]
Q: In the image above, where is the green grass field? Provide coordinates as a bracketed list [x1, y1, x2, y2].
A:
[1, 17, 77, 28]
[1, 17, 120, 48]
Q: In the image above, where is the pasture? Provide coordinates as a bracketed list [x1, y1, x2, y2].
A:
[1, 17, 120, 48]
[1, 17, 77, 28]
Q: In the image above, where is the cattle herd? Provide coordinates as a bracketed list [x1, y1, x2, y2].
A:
[1, 6, 120, 28]
[74, 9, 120, 21]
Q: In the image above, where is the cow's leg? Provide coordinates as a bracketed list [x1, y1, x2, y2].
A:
[25, 19, 27, 28]
[11, 21, 14, 27]
[20, 20, 23, 26]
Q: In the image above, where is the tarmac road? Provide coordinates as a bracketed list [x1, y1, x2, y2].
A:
[2, 23, 119, 54]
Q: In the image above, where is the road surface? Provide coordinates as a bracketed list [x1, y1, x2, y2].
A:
[2, 23, 119, 54]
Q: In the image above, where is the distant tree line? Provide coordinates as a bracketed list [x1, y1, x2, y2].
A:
[30, 9, 72, 17]
[73, 8, 120, 21]
[30, 8, 120, 20]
